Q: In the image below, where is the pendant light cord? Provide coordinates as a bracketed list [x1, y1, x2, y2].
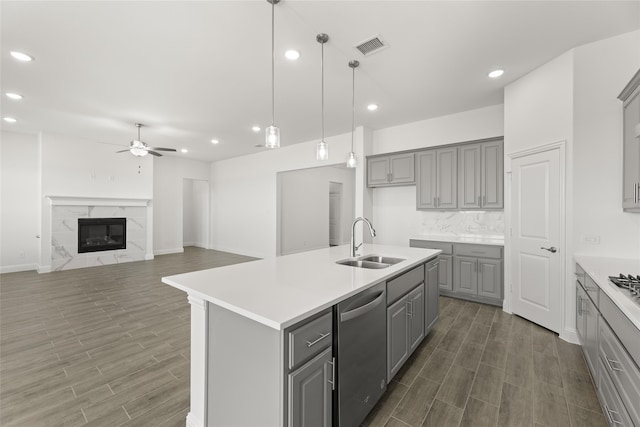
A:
[321, 41, 325, 142]
[271, 0, 275, 126]
[351, 64, 355, 151]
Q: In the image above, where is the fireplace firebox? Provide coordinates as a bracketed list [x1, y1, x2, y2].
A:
[78, 218, 126, 253]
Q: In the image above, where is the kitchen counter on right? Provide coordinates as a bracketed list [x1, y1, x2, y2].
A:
[410, 234, 504, 246]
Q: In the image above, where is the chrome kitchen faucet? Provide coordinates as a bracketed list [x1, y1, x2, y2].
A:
[350, 217, 376, 257]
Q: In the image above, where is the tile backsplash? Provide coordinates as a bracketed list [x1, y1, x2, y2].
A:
[418, 211, 504, 237]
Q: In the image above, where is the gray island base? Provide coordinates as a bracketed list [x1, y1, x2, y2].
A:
[162, 243, 441, 427]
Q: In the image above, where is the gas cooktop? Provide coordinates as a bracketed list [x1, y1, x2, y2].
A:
[609, 274, 640, 297]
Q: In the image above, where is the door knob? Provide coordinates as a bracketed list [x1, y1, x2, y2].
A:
[541, 246, 557, 253]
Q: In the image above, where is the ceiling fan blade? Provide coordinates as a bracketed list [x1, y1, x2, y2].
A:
[148, 147, 177, 152]
[116, 149, 130, 153]
[148, 151, 163, 157]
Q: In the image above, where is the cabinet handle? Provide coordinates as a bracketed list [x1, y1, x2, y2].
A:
[604, 404, 623, 425]
[478, 195, 481, 206]
[306, 332, 331, 348]
[483, 195, 486, 206]
[406, 300, 413, 318]
[437, 196, 440, 207]
[328, 357, 335, 390]
[433, 197, 437, 207]
[605, 356, 623, 372]
[577, 295, 582, 316]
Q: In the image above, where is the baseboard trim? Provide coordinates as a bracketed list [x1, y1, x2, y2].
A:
[560, 327, 579, 344]
[0, 263, 38, 274]
[37, 264, 52, 274]
[185, 412, 202, 427]
[154, 248, 185, 256]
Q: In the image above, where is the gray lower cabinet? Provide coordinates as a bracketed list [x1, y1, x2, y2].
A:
[367, 153, 415, 187]
[618, 68, 640, 212]
[425, 258, 440, 333]
[452, 244, 503, 305]
[458, 139, 504, 209]
[409, 240, 453, 292]
[387, 283, 425, 381]
[416, 148, 457, 209]
[288, 347, 333, 427]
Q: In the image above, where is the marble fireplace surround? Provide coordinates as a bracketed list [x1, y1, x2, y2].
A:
[43, 196, 153, 273]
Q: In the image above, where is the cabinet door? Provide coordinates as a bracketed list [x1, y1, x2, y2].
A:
[416, 150, 437, 209]
[458, 144, 481, 209]
[453, 256, 477, 295]
[389, 153, 415, 184]
[576, 283, 586, 346]
[481, 141, 504, 209]
[387, 297, 409, 381]
[288, 347, 333, 427]
[584, 297, 599, 382]
[367, 157, 390, 187]
[425, 259, 440, 333]
[477, 258, 502, 300]
[436, 148, 458, 209]
[438, 254, 453, 291]
[408, 284, 425, 354]
[622, 90, 640, 210]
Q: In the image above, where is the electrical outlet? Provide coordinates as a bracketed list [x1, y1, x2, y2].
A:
[108, 175, 114, 181]
[582, 235, 601, 244]
[19, 252, 25, 258]
[90, 173, 96, 180]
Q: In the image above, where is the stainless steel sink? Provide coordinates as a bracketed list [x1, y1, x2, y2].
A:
[359, 255, 405, 265]
[336, 254, 405, 269]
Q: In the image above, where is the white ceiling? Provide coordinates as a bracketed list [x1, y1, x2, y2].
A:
[2, 1, 639, 162]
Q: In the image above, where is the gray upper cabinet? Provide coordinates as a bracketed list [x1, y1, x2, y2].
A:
[619, 69, 640, 212]
[367, 153, 415, 187]
[458, 139, 504, 209]
[417, 148, 457, 209]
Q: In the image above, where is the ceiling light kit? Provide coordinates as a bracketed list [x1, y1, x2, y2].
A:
[488, 69, 504, 78]
[346, 60, 360, 168]
[265, 0, 281, 149]
[252, 126, 261, 132]
[3, 117, 17, 123]
[211, 139, 219, 144]
[316, 33, 329, 161]
[367, 104, 379, 111]
[6, 92, 23, 100]
[285, 49, 300, 60]
[116, 123, 177, 157]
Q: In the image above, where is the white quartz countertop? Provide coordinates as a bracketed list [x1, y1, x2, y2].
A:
[411, 235, 505, 246]
[162, 244, 440, 331]
[574, 255, 640, 330]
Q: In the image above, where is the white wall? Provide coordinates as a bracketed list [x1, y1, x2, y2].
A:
[573, 30, 640, 258]
[211, 132, 362, 258]
[153, 156, 209, 255]
[278, 166, 355, 255]
[1, 131, 40, 272]
[371, 105, 505, 246]
[183, 179, 209, 248]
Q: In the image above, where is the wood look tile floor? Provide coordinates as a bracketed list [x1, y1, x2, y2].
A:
[1, 247, 605, 427]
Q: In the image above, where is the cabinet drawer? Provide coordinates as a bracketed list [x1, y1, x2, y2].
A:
[575, 263, 586, 287]
[598, 358, 635, 427]
[599, 319, 640, 426]
[454, 243, 502, 259]
[600, 291, 640, 369]
[409, 240, 452, 255]
[288, 312, 333, 370]
[584, 275, 600, 308]
[387, 265, 424, 306]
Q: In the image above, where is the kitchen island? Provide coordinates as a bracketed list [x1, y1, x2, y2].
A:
[162, 243, 440, 427]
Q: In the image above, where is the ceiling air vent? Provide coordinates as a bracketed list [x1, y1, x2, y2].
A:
[354, 34, 388, 56]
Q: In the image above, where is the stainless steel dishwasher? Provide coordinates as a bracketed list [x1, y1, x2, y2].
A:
[334, 282, 387, 427]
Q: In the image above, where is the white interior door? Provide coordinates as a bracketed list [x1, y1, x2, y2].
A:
[510, 144, 563, 333]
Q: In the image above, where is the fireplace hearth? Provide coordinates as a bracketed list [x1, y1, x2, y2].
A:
[78, 218, 126, 253]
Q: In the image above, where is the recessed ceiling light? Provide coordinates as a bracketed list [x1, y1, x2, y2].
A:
[488, 69, 504, 78]
[252, 126, 261, 132]
[211, 139, 219, 144]
[181, 149, 188, 153]
[3, 117, 17, 123]
[5, 92, 23, 100]
[367, 104, 379, 111]
[10, 51, 34, 62]
[285, 50, 300, 60]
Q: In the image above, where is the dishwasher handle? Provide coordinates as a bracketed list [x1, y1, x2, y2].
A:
[340, 291, 385, 322]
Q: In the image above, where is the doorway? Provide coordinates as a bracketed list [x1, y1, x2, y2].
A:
[329, 182, 343, 246]
[509, 141, 565, 333]
[183, 179, 210, 249]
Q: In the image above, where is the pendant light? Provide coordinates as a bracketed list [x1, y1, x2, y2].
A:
[265, 0, 280, 148]
[316, 33, 329, 160]
[346, 60, 359, 168]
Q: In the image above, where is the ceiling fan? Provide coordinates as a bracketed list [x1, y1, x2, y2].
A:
[116, 123, 176, 157]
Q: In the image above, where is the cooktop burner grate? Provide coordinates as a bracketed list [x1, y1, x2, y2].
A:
[609, 274, 640, 297]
